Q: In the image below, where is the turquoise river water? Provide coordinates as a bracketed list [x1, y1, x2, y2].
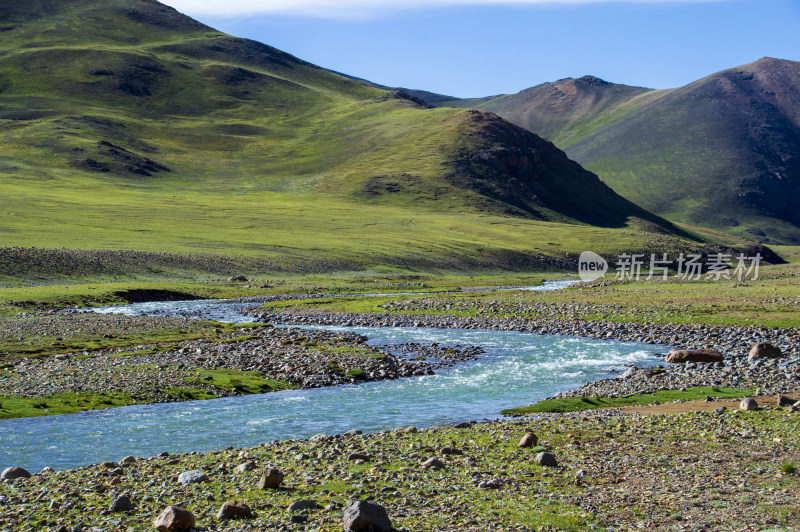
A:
[0, 283, 667, 471]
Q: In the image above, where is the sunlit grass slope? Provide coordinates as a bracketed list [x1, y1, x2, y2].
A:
[0, 0, 702, 275]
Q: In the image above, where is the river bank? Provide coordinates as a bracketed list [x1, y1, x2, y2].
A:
[1, 406, 798, 531]
[252, 308, 800, 397]
[0, 312, 484, 420]
[1, 289, 799, 530]
[2, 293, 798, 420]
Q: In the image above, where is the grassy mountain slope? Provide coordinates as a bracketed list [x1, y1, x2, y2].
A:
[0, 0, 701, 276]
[444, 76, 655, 147]
[427, 60, 800, 244]
[566, 58, 800, 245]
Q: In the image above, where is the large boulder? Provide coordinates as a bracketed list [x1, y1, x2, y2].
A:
[665, 348, 724, 363]
[0, 467, 31, 480]
[748, 342, 782, 360]
[518, 432, 538, 448]
[177, 470, 209, 485]
[740, 397, 759, 411]
[421, 457, 445, 469]
[535, 452, 558, 467]
[109, 493, 133, 512]
[217, 500, 252, 520]
[153, 506, 195, 531]
[777, 395, 798, 407]
[288, 499, 320, 512]
[343, 500, 393, 532]
[258, 467, 285, 489]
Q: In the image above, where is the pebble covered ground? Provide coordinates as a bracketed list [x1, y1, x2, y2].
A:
[0, 317, 481, 405]
[2, 294, 799, 530]
[1, 407, 798, 531]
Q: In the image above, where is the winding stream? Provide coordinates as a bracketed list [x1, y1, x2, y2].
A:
[0, 281, 667, 471]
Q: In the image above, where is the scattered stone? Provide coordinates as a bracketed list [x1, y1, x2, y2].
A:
[422, 457, 446, 469]
[235, 461, 256, 473]
[0, 467, 31, 480]
[740, 397, 759, 411]
[665, 348, 724, 363]
[216, 500, 252, 520]
[288, 499, 320, 512]
[109, 493, 133, 513]
[777, 395, 797, 407]
[153, 506, 195, 531]
[748, 342, 782, 360]
[535, 452, 558, 467]
[258, 467, 285, 489]
[518, 432, 538, 448]
[342, 500, 393, 532]
[441, 446, 463, 455]
[177, 470, 209, 485]
[478, 479, 502, 489]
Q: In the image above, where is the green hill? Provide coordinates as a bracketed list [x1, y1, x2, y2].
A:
[0, 0, 702, 279]
[428, 60, 800, 245]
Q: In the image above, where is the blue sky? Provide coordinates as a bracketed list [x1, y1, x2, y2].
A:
[163, 0, 800, 97]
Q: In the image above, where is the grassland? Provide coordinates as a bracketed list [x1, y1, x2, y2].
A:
[500, 386, 752, 415]
[2, 409, 798, 530]
[257, 262, 800, 328]
[0, 0, 711, 279]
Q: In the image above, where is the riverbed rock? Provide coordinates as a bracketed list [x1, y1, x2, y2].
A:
[422, 457, 446, 469]
[234, 461, 256, 473]
[288, 499, 320, 512]
[153, 506, 195, 531]
[740, 397, 759, 411]
[479, 478, 503, 489]
[342, 500, 392, 532]
[109, 493, 133, 512]
[441, 446, 463, 455]
[535, 452, 558, 467]
[258, 467, 285, 489]
[177, 470, 209, 485]
[0, 467, 31, 480]
[748, 342, 782, 360]
[665, 348, 724, 363]
[518, 432, 538, 448]
[216, 500, 252, 520]
[777, 395, 797, 407]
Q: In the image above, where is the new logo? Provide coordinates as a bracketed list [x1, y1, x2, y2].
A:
[578, 251, 608, 282]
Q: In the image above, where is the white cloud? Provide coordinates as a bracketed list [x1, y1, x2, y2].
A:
[162, 0, 723, 18]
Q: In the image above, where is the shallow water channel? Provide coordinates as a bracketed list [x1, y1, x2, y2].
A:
[0, 283, 666, 471]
